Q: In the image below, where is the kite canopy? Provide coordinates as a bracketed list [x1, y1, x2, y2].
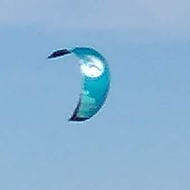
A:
[48, 47, 111, 122]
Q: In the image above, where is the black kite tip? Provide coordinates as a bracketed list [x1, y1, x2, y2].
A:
[48, 49, 71, 59]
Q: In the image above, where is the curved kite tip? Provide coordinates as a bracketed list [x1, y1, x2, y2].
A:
[68, 116, 89, 122]
[47, 49, 71, 59]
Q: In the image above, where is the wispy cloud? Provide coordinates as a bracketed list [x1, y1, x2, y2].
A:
[1, 0, 190, 32]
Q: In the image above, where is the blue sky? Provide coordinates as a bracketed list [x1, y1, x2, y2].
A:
[0, 0, 190, 189]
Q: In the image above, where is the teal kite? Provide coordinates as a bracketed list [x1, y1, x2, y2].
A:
[48, 47, 111, 122]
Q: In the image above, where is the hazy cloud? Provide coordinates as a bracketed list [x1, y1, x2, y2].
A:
[0, 0, 190, 32]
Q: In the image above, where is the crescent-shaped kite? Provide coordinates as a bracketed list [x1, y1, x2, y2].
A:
[48, 47, 111, 122]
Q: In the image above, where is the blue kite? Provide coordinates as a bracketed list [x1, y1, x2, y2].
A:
[48, 47, 111, 122]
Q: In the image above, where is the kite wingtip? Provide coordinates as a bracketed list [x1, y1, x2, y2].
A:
[68, 116, 89, 122]
[47, 54, 54, 59]
[47, 49, 71, 59]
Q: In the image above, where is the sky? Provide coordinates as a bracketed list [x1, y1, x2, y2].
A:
[0, 0, 190, 190]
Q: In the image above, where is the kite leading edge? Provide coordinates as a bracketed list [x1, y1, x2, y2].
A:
[48, 47, 111, 122]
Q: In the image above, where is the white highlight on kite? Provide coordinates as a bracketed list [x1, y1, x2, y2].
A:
[80, 56, 104, 78]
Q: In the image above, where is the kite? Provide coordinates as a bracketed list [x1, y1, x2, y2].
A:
[48, 47, 111, 122]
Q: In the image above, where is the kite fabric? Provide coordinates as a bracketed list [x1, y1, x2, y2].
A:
[48, 47, 111, 122]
